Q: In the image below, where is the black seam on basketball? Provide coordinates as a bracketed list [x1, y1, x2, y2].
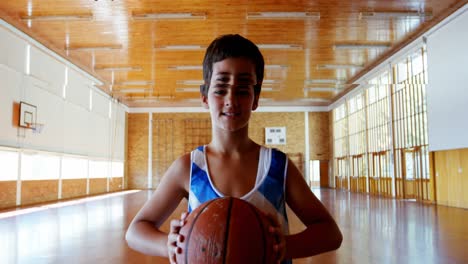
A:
[222, 197, 233, 264]
[248, 202, 268, 264]
[185, 199, 218, 264]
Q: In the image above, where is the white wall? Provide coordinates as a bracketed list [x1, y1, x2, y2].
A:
[426, 7, 468, 151]
[0, 21, 126, 160]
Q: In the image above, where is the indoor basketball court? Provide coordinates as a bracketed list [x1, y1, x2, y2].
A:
[1, 1, 468, 263]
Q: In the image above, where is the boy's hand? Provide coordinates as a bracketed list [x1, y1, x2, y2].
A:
[167, 212, 188, 264]
[265, 213, 286, 263]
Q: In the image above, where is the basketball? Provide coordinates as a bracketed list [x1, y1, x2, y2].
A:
[176, 197, 276, 264]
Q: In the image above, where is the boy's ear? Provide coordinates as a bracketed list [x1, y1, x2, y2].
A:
[252, 94, 259, 111]
[202, 95, 209, 109]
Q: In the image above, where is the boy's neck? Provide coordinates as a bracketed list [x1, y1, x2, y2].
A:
[208, 127, 257, 154]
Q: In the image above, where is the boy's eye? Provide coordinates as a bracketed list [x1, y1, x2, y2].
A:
[213, 89, 227, 95]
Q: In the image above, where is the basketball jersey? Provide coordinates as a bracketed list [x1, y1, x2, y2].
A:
[188, 145, 292, 264]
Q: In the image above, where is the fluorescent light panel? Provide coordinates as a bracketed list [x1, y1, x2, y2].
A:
[177, 80, 203, 85]
[359, 11, 432, 19]
[333, 43, 391, 50]
[95, 66, 142, 72]
[263, 79, 281, 84]
[257, 44, 302, 50]
[299, 98, 331, 103]
[306, 79, 345, 84]
[118, 80, 154, 86]
[21, 14, 93, 21]
[169, 65, 203, 70]
[247, 12, 320, 20]
[317, 64, 364, 70]
[304, 87, 339, 92]
[66, 44, 122, 51]
[133, 95, 173, 102]
[115, 88, 150, 93]
[156, 45, 206, 51]
[132, 12, 206, 20]
[262, 87, 279, 92]
[265, 64, 288, 69]
[176, 88, 199, 92]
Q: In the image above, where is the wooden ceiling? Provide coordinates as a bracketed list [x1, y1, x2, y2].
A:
[0, 0, 465, 108]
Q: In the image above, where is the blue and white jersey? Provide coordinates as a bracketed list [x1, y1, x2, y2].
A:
[188, 145, 290, 235]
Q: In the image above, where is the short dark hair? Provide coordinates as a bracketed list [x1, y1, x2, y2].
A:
[200, 34, 264, 96]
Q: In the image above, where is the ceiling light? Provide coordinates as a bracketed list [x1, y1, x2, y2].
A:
[118, 80, 154, 86]
[133, 98, 157, 103]
[257, 44, 302, 50]
[66, 44, 122, 51]
[265, 64, 288, 69]
[21, 14, 93, 21]
[176, 88, 200, 92]
[359, 11, 432, 19]
[177, 80, 204, 85]
[94, 66, 142, 71]
[247, 12, 320, 20]
[333, 43, 391, 50]
[184, 98, 203, 103]
[155, 45, 206, 51]
[132, 95, 173, 102]
[168, 65, 203, 70]
[317, 64, 364, 70]
[261, 87, 280, 92]
[132, 12, 206, 20]
[299, 98, 331, 103]
[304, 87, 339, 92]
[114, 88, 150, 93]
[262, 79, 281, 84]
[306, 79, 345, 85]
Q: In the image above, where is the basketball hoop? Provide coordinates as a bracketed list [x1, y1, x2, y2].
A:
[25, 122, 44, 134]
[31, 123, 44, 134]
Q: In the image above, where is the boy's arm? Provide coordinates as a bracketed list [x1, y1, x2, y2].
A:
[125, 153, 190, 257]
[284, 159, 343, 259]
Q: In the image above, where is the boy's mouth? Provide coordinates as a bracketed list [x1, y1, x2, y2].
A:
[222, 112, 239, 117]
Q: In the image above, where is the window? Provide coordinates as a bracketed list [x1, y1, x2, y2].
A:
[21, 152, 60, 180]
[111, 161, 124, 178]
[89, 160, 108, 178]
[62, 156, 88, 179]
[0, 149, 19, 181]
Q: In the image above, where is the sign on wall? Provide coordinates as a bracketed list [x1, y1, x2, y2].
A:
[265, 127, 286, 145]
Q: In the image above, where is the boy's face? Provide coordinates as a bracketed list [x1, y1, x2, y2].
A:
[202, 57, 260, 132]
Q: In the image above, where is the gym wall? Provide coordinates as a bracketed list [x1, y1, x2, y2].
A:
[126, 111, 331, 190]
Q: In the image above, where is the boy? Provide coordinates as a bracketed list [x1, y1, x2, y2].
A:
[126, 34, 342, 264]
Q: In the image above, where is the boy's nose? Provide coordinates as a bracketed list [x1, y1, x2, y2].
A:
[225, 91, 238, 107]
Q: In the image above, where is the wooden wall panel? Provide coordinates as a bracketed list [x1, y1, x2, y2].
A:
[127, 113, 149, 189]
[109, 177, 123, 192]
[308, 112, 330, 160]
[447, 150, 462, 207]
[152, 113, 210, 187]
[61, 179, 87, 200]
[89, 178, 107, 195]
[21, 180, 58, 206]
[250, 112, 305, 174]
[0, 181, 16, 209]
[127, 111, 320, 189]
[433, 148, 468, 209]
[462, 149, 468, 208]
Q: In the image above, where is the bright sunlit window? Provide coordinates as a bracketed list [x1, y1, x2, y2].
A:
[62, 156, 88, 179]
[0, 149, 19, 181]
[89, 160, 108, 178]
[111, 161, 124, 178]
[21, 152, 60, 180]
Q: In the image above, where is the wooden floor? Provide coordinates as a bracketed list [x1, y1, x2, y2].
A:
[1, 189, 467, 264]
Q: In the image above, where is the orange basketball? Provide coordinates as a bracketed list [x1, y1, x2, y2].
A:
[176, 197, 276, 264]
